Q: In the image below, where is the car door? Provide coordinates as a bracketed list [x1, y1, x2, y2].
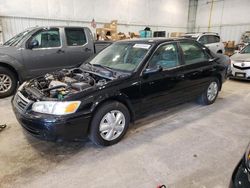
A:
[139, 42, 188, 115]
[64, 27, 94, 65]
[178, 41, 215, 100]
[22, 27, 69, 77]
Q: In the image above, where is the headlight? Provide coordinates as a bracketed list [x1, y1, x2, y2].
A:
[245, 143, 250, 169]
[18, 82, 27, 91]
[32, 101, 81, 115]
[230, 60, 234, 67]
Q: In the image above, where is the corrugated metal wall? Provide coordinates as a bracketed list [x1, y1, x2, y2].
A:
[196, 0, 250, 43]
[0, 0, 189, 42]
[0, 16, 187, 42]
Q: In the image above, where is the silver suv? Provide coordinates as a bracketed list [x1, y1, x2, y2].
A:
[182, 32, 225, 54]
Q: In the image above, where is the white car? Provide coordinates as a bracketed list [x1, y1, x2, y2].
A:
[230, 44, 250, 80]
[182, 32, 225, 54]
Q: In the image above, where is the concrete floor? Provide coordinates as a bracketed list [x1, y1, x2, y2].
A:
[0, 80, 250, 188]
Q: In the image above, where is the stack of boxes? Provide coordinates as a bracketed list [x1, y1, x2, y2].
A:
[96, 20, 119, 41]
[96, 20, 139, 41]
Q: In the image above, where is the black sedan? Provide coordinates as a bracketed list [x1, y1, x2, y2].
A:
[230, 144, 250, 188]
[12, 38, 229, 146]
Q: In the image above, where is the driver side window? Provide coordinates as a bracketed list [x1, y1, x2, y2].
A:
[148, 43, 180, 69]
[31, 28, 61, 49]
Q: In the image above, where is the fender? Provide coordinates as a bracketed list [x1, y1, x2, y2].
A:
[0, 53, 27, 82]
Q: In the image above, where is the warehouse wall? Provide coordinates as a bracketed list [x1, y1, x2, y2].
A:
[195, 0, 250, 43]
[0, 0, 189, 42]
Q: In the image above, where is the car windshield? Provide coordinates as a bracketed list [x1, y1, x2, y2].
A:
[240, 45, 250, 54]
[86, 43, 151, 72]
[3, 29, 33, 46]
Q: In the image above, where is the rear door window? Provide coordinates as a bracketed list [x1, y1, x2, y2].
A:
[207, 35, 220, 44]
[180, 42, 209, 65]
[214, 35, 220, 43]
[65, 28, 87, 46]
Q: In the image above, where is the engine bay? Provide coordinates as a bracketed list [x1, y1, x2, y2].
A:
[24, 68, 110, 100]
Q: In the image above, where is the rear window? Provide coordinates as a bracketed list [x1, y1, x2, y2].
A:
[65, 28, 87, 46]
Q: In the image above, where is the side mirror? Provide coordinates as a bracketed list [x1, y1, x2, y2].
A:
[28, 40, 39, 49]
[143, 65, 163, 77]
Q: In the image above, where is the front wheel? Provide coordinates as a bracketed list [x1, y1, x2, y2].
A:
[198, 78, 220, 105]
[0, 67, 17, 98]
[89, 101, 130, 146]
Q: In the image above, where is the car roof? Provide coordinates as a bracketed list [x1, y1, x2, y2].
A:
[182, 32, 219, 37]
[29, 26, 88, 30]
[115, 37, 194, 45]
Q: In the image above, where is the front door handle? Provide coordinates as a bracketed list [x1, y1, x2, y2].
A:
[177, 74, 185, 79]
[57, 49, 65, 54]
[85, 48, 92, 52]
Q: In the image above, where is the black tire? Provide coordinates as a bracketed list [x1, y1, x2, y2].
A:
[0, 67, 17, 98]
[198, 78, 220, 105]
[89, 101, 130, 146]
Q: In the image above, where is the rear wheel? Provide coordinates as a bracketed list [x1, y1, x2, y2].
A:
[198, 78, 220, 105]
[0, 67, 17, 98]
[89, 101, 130, 146]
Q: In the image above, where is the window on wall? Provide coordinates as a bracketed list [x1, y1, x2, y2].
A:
[65, 28, 87, 46]
[148, 43, 180, 69]
[180, 42, 209, 65]
[31, 28, 61, 48]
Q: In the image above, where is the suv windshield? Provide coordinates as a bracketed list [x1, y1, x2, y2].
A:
[86, 43, 151, 72]
[3, 29, 33, 46]
[240, 45, 250, 54]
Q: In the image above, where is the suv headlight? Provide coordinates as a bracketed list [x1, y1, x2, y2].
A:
[245, 143, 250, 169]
[32, 101, 81, 115]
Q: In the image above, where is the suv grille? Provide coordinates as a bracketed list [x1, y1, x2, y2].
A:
[14, 92, 32, 112]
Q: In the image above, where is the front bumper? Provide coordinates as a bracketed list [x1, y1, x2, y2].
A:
[230, 158, 250, 188]
[12, 99, 92, 142]
[229, 64, 250, 80]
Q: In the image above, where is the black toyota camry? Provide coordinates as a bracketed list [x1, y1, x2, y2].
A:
[12, 38, 230, 146]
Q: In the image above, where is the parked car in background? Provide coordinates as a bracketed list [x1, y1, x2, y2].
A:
[229, 143, 250, 188]
[182, 32, 225, 54]
[229, 44, 250, 80]
[0, 26, 111, 98]
[12, 38, 229, 146]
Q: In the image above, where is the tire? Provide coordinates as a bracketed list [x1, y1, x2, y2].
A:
[198, 78, 220, 105]
[0, 67, 17, 98]
[89, 101, 130, 146]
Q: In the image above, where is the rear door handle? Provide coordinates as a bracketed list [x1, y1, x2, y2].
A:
[85, 48, 92, 52]
[57, 49, 65, 54]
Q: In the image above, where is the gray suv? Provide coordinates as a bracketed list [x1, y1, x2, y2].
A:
[0, 26, 109, 98]
[182, 32, 225, 54]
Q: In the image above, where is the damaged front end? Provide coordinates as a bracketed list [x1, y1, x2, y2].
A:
[20, 68, 111, 101]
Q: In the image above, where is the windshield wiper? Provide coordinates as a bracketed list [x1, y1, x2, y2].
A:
[92, 64, 115, 73]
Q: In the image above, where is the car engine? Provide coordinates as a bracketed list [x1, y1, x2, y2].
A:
[24, 68, 108, 100]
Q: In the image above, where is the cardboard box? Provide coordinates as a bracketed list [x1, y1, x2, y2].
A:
[227, 41, 235, 48]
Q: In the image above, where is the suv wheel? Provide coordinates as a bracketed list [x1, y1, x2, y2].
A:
[198, 78, 220, 105]
[0, 67, 17, 98]
[89, 101, 130, 146]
